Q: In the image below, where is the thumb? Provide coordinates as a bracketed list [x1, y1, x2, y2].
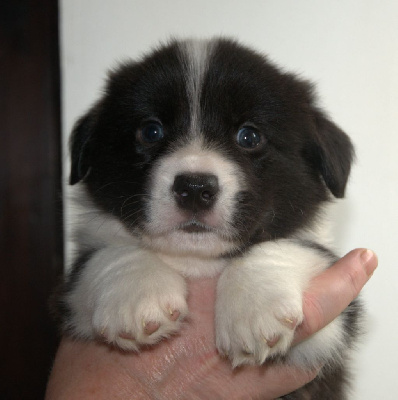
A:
[294, 248, 378, 343]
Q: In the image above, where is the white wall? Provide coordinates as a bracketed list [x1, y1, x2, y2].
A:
[61, 1, 398, 398]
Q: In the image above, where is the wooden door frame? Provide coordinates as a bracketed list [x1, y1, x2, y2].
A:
[0, 1, 64, 398]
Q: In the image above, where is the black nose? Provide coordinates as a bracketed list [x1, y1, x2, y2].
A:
[173, 173, 219, 212]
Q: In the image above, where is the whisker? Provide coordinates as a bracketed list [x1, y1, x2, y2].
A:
[120, 206, 146, 223]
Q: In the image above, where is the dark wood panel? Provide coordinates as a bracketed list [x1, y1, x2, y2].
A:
[0, 1, 63, 398]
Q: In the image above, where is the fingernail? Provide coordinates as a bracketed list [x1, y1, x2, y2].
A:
[360, 249, 378, 276]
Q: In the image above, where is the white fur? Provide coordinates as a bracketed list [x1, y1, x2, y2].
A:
[179, 39, 213, 137]
[215, 238, 342, 367]
[65, 243, 188, 350]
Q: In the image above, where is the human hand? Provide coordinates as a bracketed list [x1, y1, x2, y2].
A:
[45, 248, 377, 400]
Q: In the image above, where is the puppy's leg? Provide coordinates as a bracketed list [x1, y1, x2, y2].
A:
[215, 239, 347, 369]
[62, 246, 188, 350]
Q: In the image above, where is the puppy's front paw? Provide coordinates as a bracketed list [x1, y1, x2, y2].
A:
[216, 295, 303, 367]
[216, 298, 303, 367]
[85, 256, 188, 350]
[215, 266, 304, 367]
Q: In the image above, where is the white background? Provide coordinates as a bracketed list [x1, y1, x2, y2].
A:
[61, 1, 398, 398]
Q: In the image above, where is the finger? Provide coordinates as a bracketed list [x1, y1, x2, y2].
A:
[247, 364, 321, 399]
[294, 248, 378, 343]
[273, 366, 320, 398]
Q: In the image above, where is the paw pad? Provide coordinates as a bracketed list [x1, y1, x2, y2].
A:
[168, 309, 180, 321]
[143, 321, 160, 336]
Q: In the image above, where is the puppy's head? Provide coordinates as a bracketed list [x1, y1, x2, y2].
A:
[70, 38, 354, 257]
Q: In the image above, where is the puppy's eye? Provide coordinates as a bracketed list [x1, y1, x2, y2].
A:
[138, 122, 164, 144]
[236, 126, 262, 149]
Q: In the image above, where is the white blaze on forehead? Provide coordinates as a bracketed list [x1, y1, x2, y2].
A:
[179, 39, 214, 137]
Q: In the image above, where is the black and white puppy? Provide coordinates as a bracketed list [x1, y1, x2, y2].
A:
[59, 38, 360, 398]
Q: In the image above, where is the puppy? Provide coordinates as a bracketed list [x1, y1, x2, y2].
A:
[58, 38, 360, 399]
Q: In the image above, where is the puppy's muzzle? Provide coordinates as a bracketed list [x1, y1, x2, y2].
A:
[173, 173, 219, 212]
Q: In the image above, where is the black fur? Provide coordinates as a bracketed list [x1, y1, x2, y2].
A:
[51, 248, 97, 330]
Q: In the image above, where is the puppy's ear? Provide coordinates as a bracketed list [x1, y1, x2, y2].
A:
[307, 110, 355, 198]
[69, 112, 96, 185]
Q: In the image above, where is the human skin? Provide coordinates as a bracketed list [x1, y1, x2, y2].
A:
[45, 248, 377, 400]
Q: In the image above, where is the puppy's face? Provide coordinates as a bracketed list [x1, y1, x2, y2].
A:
[70, 39, 353, 257]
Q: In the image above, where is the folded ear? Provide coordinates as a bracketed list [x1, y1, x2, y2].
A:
[69, 111, 96, 185]
[307, 110, 355, 198]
